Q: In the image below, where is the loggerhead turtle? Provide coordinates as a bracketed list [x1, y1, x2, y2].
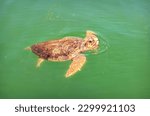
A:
[26, 30, 99, 78]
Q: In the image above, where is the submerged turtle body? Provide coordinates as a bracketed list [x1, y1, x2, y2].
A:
[27, 30, 99, 78]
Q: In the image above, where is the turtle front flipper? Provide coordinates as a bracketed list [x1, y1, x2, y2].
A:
[65, 54, 86, 78]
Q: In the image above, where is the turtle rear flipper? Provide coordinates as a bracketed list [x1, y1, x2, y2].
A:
[24, 46, 31, 51]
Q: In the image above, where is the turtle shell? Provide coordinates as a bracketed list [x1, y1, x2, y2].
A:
[31, 37, 83, 61]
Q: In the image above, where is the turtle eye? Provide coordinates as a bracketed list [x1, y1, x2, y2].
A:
[88, 39, 93, 43]
[89, 40, 92, 43]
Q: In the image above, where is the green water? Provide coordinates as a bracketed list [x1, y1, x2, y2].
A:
[0, 0, 150, 99]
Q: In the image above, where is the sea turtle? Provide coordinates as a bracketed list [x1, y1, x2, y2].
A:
[26, 30, 99, 78]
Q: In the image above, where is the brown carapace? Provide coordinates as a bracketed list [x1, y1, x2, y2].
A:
[26, 30, 99, 78]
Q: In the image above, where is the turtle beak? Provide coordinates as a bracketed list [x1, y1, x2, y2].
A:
[94, 37, 99, 49]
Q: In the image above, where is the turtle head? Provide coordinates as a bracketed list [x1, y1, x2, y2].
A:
[83, 30, 99, 51]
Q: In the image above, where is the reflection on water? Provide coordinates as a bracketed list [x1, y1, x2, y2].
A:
[0, 0, 150, 98]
